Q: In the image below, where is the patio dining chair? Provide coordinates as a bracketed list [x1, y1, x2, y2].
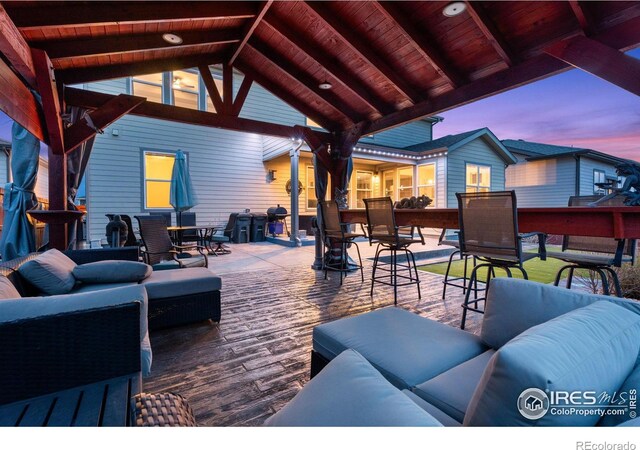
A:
[547, 195, 636, 297]
[456, 191, 546, 329]
[438, 228, 480, 300]
[363, 197, 425, 305]
[318, 199, 364, 285]
[134, 215, 208, 270]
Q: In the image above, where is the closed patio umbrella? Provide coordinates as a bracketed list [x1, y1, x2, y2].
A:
[170, 150, 196, 227]
[0, 122, 40, 260]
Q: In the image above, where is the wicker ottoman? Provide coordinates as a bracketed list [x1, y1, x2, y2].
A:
[131, 392, 197, 426]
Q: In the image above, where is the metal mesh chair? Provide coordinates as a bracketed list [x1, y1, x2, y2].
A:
[547, 195, 636, 296]
[456, 191, 546, 329]
[438, 229, 481, 300]
[135, 215, 207, 269]
[363, 197, 425, 305]
[319, 200, 364, 285]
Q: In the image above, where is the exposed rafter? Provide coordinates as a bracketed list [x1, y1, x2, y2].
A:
[64, 94, 145, 153]
[544, 35, 640, 96]
[0, 4, 36, 88]
[234, 60, 339, 132]
[247, 40, 361, 124]
[32, 49, 65, 154]
[464, 1, 518, 66]
[568, 0, 591, 34]
[262, 13, 393, 116]
[35, 29, 242, 60]
[229, 0, 274, 65]
[57, 53, 226, 85]
[374, 1, 464, 87]
[305, 1, 423, 104]
[199, 65, 224, 113]
[0, 56, 44, 141]
[222, 62, 233, 115]
[5, 1, 257, 29]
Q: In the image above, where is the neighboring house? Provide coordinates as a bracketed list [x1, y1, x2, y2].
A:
[503, 139, 635, 207]
[0, 138, 49, 201]
[79, 68, 517, 242]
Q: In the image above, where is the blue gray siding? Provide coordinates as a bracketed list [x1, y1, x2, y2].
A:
[446, 138, 507, 207]
[505, 154, 576, 207]
[578, 157, 617, 196]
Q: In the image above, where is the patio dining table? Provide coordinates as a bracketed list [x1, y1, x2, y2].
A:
[167, 225, 216, 248]
[340, 206, 640, 240]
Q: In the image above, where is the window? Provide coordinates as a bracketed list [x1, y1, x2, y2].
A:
[417, 164, 436, 204]
[594, 169, 606, 194]
[466, 163, 491, 192]
[382, 170, 395, 200]
[397, 167, 414, 200]
[143, 151, 178, 209]
[354, 171, 373, 208]
[132, 73, 163, 103]
[172, 70, 200, 110]
[306, 165, 330, 210]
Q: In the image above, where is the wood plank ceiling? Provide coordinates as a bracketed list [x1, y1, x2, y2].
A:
[2, 0, 640, 136]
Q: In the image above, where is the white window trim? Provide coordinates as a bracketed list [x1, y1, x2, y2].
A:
[417, 162, 437, 207]
[396, 167, 414, 200]
[382, 169, 396, 201]
[352, 170, 373, 209]
[593, 169, 606, 195]
[306, 165, 316, 211]
[465, 163, 492, 192]
[143, 150, 180, 210]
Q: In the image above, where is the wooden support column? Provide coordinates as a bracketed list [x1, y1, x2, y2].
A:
[329, 123, 366, 200]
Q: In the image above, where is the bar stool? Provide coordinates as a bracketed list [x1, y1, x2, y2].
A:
[438, 229, 481, 300]
[363, 197, 424, 305]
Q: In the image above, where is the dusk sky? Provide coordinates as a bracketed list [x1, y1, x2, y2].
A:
[1, 49, 639, 161]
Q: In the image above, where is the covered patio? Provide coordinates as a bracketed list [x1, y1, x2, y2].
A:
[0, 0, 640, 432]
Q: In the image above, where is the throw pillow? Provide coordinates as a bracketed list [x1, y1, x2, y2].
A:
[73, 260, 152, 284]
[18, 249, 77, 295]
[0, 276, 21, 299]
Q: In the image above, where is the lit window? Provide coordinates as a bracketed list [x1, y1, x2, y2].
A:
[132, 73, 163, 103]
[143, 151, 179, 209]
[306, 165, 330, 210]
[594, 169, 606, 194]
[382, 170, 395, 200]
[354, 171, 373, 208]
[306, 117, 322, 129]
[172, 70, 199, 110]
[417, 164, 436, 204]
[466, 163, 491, 192]
[397, 167, 414, 199]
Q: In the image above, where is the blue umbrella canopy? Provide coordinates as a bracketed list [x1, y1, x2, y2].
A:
[0, 122, 40, 260]
[170, 150, 196, 226]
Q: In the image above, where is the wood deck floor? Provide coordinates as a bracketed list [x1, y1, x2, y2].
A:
[143, 264, 482, 426]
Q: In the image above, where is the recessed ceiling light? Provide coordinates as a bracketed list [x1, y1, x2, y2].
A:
[162, 33, 183, 45]
[442, 1, 466, 17]
[318, 81, 332, 90]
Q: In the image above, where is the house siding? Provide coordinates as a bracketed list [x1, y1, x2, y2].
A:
[578, 157, 617, 196]
[0, 152, 8, 184]
[446, 138, 507, 207]
[505, 154, 577, 207]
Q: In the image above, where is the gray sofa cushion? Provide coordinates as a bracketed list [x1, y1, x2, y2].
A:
[73, 260, 152, 283]
[265, 349, 442, 427]
[402, 390, 462, 427]
[412, 350, 495, 423]
[599, 362, 640, 426]
[0, 285, 153, 376]
[313, 307, 487, 389]
[18, 249, 77, 295]
[481, 278, 640, 350]
[0, 276, 21, 299]
[141, 268, 221, 299]
[71, 282, 137, 294]
[464, 301, 640, 427]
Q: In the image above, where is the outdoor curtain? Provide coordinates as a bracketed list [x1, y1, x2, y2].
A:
[0, 122, 40, 260]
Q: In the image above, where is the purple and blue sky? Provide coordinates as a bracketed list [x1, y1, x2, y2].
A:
[1, 48, 639, 160]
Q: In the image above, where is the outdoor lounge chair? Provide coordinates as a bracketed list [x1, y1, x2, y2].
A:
[135, 215, 208, 269]
[456, 191, 546, 329]
[547, 195, 636, 297]
[319, 199, 364, 285]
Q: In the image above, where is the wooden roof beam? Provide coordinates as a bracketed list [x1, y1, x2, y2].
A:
[32, 49, 65, 154]
[464, 1, 518, 66]
[374, 1, 464, 87]
[568, 1, 591, 34]
[305, 2, 423, 104]
[544, 35, 640, 96]
[57, 52, 226, 85]
[36, 29, 242, 60]
[262, 13, 394, 116]
[0, 4, 36, 88]
[199, 65, 224, 114]
[6, 1, 258, 29]
[0, 56, 44, 141]
[64, 87, 330, 141]
[229, 0, 273, 65]
[234, 60, 339, 132]
[246, 40, 361, 124]
[64, 94, 145, 153]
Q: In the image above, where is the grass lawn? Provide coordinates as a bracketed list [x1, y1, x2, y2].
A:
[419, 254, 570, 284]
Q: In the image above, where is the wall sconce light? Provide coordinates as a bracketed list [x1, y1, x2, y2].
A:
[268, 169, 277, 182]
